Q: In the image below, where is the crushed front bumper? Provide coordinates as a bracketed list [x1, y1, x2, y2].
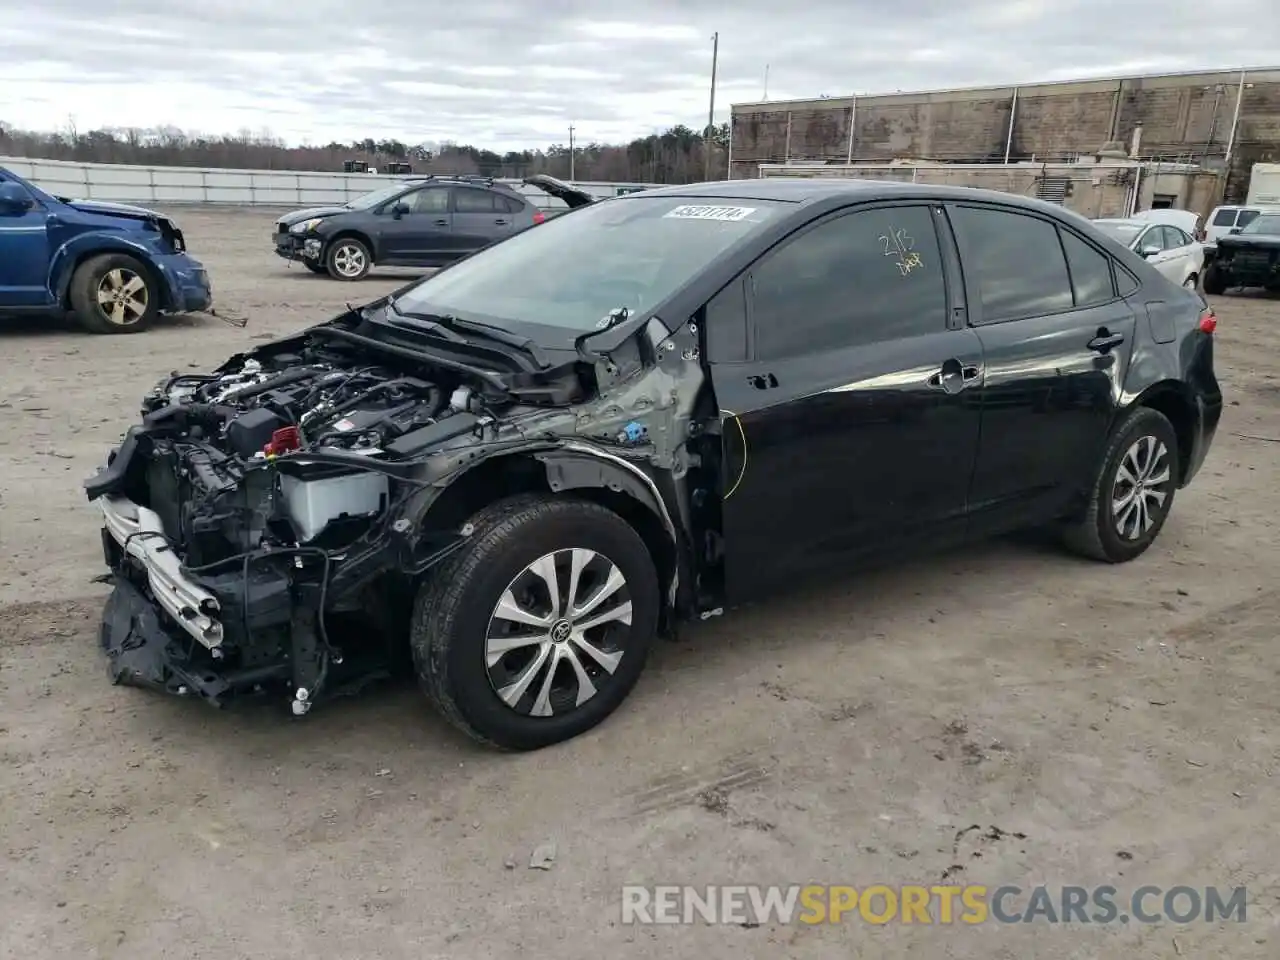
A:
[100, 575, 286, 703]
[98, 493, 224, 650]
[274, 232, 322, 264]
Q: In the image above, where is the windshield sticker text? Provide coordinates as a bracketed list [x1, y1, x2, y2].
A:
[881, 226, 924, 276]
[664, 205, 758, 222]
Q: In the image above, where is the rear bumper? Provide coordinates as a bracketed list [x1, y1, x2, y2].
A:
[1182, 391, 1222, 487]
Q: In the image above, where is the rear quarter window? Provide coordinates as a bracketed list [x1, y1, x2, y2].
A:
[1212, 208, 1237, 227]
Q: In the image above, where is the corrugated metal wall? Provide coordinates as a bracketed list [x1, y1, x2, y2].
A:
[0, 156, 656, 210]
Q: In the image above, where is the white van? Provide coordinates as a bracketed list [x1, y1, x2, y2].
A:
[1205, 204, 1280, 249]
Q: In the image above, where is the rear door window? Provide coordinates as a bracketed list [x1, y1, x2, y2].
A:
[947, 204, 1074, 323]
[1059, 229, 1116, 306]
[1237, 209, 1262, 228]
[455, 188, 499, 213]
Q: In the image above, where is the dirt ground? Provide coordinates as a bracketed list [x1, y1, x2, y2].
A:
[2, 207, 1280, 959]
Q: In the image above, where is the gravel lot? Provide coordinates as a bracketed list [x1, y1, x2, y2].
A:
[3, 207, 1280, 959]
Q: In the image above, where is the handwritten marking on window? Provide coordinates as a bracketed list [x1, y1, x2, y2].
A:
[880, 226, 924, 276]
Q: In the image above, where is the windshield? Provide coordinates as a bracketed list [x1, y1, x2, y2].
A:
[1238, 214, 1280, 236]
[391, 195, 785, 336]
[1093, 221, 1143, 243]
[346, 183, 412, 211]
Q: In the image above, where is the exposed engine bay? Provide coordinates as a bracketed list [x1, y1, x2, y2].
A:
[84, 308, 705, 717]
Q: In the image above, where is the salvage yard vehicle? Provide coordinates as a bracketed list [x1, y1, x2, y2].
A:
[0, 166, 211, 334]
[273, 174, 594, 280]
[1092, 217, 1205, 289]
[86, 179, 1222, 750]
[1202, 212, 1280, 294]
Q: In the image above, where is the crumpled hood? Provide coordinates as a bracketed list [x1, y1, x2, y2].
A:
[66, 198, 172, 223]
[276, 206, 350, 228]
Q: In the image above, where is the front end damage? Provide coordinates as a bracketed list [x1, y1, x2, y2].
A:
[85, 305, 705, 715]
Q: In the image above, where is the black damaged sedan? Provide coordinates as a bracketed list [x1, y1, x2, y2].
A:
[87, 178, 1222, 750]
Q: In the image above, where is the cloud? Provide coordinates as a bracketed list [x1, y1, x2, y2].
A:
[0, 0, 1275, 150]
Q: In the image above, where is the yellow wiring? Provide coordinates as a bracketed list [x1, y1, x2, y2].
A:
[721, 410, 748, 499]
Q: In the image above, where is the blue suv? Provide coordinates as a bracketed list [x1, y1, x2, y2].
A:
[0, 166, 212, 334]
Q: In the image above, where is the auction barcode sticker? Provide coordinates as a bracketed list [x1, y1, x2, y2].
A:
[663, 205, 758, 221]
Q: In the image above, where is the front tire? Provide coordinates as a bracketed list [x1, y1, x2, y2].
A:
[69, 253, 159, 334]
[1202, 265, 1227, 295]
[303, 261, 327, 274]
[411, 496, 660, 750]
[1061, 407, 1179, 563]
[1183, 272, 1198, 290]
[325, 237, 372, 280]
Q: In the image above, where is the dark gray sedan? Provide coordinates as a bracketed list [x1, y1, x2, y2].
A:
[273, 174, 594, 280]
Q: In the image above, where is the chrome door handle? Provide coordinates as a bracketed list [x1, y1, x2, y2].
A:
[927, 358, 982, 392]
[1087, 331, 1125, 353]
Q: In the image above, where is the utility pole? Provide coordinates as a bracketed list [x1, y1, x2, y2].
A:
[763, 63, 769, 100]
[704, 32, 719, 182]
[568, 124, 576, 180]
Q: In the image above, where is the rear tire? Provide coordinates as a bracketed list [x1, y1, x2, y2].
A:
[69, 253, 159, 334]
[325, 237, 372, 281]
[1202, 266, 1227, 295]
[411, 495, 659, 750]
[1061, 407, 1180, 563]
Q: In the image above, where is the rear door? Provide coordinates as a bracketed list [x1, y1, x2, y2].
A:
[1158, 225, 1200, 285]
[0, 177, 52, 306]
[945, 202, 1137, 534]
[708, 201, 985, 603]
[375, 186, 452, 264]
[451, 186, 519, 255]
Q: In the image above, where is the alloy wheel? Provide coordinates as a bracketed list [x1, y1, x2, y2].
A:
[484, 548, 633, 718]
[96, 268, 149, 326]
[332, 243, 367, 278]
[1111, 434, 1172, 540]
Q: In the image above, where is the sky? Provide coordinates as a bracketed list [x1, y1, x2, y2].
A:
[0, 0, 1277, 151]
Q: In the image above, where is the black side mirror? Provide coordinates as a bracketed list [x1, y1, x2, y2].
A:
[390, 202, 410, 219]
[0, 182, 34, 215]
[1228, 227, 1243, 235]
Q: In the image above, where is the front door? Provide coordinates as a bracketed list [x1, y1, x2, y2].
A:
[0, 181, 51, 307]
[375, 186, 452, 264]
[451, 186, 519, 257]
[944, 202, 1136, 534]
[707, 202, 985, 605]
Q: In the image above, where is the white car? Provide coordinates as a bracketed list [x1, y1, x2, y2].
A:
[1129, 208, 1205, 241]
[1092, 218, 1205, 288]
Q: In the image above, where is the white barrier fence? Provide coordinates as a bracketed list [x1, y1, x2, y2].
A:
[0, 156, 656, 210]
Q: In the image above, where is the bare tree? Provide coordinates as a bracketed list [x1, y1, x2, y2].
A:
[0, 122, 730, 184]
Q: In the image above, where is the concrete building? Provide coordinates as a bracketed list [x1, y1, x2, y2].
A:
[728, 66, 1280, 203]
[755, 159, 1220, 221]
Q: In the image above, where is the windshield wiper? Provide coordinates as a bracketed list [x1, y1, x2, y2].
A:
[387, 300, 551, 368]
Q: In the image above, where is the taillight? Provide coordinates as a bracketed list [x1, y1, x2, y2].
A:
[532, 210, 546, 225]
[1198, 307, 1217, 334]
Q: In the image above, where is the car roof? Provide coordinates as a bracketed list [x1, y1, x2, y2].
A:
[623, 176, 1090, 217]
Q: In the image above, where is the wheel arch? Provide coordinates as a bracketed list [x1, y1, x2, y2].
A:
[324, 229, 376, 264]
[52, 239, 169, 310]
[1128, 380, 1197, 485]
[414, 446, 685, 628]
